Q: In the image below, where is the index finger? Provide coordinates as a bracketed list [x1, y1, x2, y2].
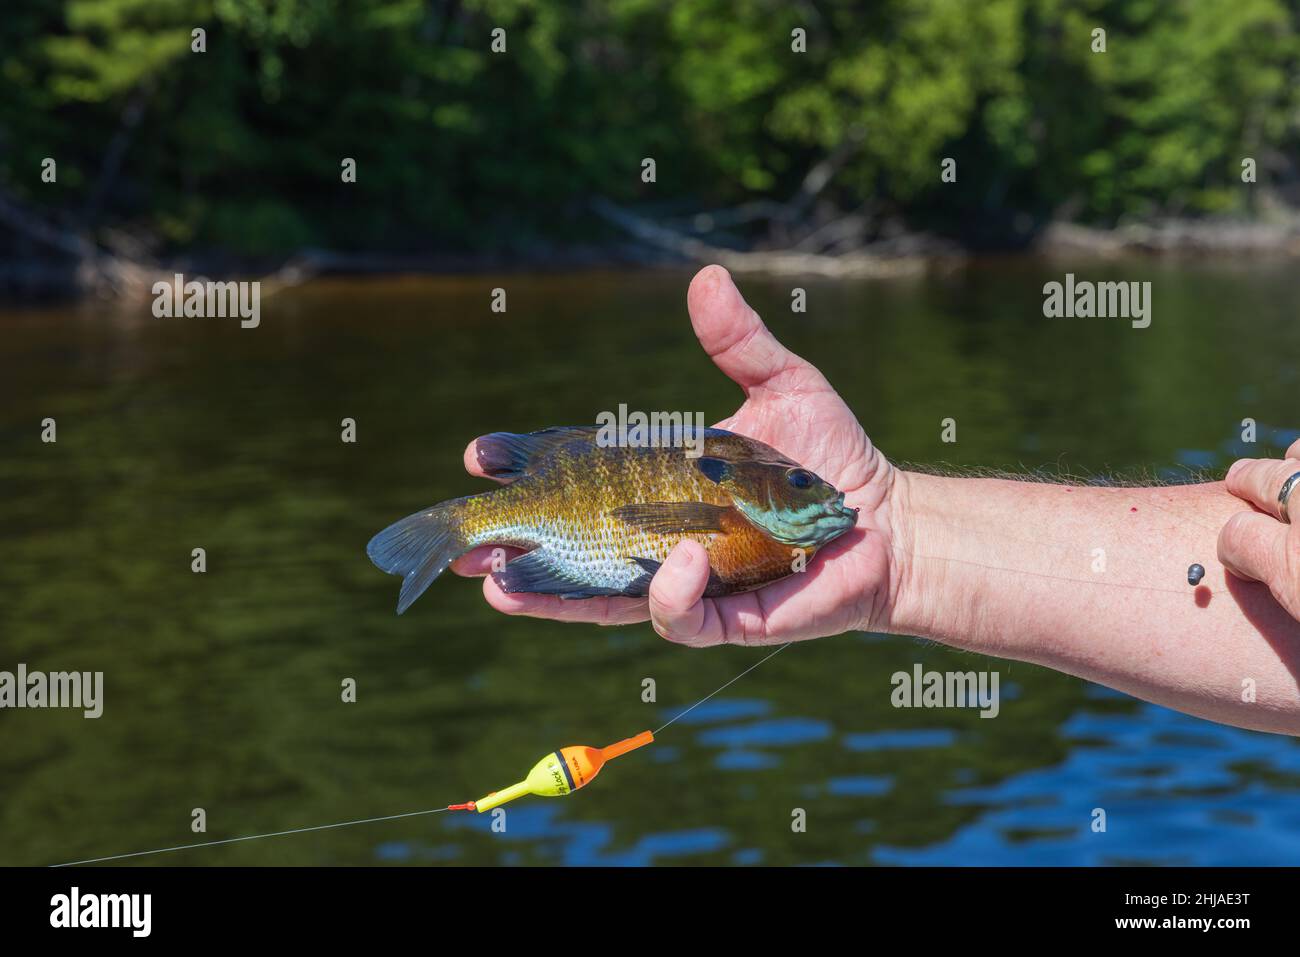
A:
[482, 576, 651, 625]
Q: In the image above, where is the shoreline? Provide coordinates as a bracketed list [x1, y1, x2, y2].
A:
[4, 215, 1300, 304]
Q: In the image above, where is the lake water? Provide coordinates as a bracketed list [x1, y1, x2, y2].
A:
[3, 258, 1299, 866]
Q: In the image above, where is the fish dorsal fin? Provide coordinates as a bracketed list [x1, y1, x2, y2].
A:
[475, 426, 600, 481]
[611, 502, 731, 535]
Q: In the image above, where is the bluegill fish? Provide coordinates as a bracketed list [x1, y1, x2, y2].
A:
[367, 426, 858, 613]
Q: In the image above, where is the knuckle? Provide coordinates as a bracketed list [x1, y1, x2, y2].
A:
[1223, 512, 1254, 541]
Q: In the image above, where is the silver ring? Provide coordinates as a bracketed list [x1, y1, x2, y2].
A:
[1278, 471, 1300, 524]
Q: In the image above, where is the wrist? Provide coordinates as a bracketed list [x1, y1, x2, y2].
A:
[878, 469, 925, 637]
[876, 469, 970, 643]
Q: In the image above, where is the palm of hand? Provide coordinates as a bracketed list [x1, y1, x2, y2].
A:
[459, 265, 896, 646]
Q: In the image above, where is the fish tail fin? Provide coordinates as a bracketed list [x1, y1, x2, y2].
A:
[367, 498, 472, 614]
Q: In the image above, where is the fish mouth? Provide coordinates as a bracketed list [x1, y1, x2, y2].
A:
[822, 493, 860, 537]
[796, 508, 857, 547]
[804, 492, 859, 543]
[736, 491, 859, 548]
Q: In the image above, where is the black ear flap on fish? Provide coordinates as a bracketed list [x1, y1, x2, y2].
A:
[695, 457, 731, 484]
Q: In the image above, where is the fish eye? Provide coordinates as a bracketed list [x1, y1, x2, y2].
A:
[787, 469, 814, 490]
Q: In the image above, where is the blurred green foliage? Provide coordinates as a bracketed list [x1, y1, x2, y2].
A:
[1, 0, 1297, 255]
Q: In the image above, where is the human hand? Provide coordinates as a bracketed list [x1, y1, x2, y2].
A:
[450, 264, 897, 646]
[1218, 438, 1300, 621]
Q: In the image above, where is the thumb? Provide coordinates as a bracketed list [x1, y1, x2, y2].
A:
[687, 264, 815, 394]
[648, 540, 714, 646]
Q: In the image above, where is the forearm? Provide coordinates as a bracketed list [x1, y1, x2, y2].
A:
[887, 471, 1300, 734]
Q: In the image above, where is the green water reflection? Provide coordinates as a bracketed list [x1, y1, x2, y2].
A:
[2, 259, 1299, 866]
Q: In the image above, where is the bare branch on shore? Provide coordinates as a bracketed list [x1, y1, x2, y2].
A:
[589, 197, 932, 278]
[1042, 219, 1300, 257]
[0, 191, 157, 297]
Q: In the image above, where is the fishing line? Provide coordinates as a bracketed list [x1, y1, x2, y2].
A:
[46, 643, 797, 867]
[49, 501, 1233, 867]
[892, 547, 1208, 599]
[45, 481, 1232, 863]
[653, 641, 791, 734]
[894, 500, 1232, 601]
[50, 807, 452, 868]
[1136, 495, 1230, 536]
[46, 532, 1220, 867]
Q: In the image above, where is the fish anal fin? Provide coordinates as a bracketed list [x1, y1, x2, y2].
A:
[625, 555, 726, 597]
[492, 550, 625, 599]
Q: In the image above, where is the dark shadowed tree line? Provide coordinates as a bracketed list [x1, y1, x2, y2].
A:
[1, 0, 1298, 284]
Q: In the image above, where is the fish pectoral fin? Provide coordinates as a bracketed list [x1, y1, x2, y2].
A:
[492, 550, 626, 599]
[611, 502, 731, 535]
